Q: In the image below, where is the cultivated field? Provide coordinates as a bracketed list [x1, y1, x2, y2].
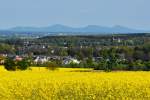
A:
[0, 66, 150, 99]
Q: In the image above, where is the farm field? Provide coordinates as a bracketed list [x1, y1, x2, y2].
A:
[0, 66, 150, 99]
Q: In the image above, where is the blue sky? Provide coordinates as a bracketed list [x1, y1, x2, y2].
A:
[0, 0, 149, 29]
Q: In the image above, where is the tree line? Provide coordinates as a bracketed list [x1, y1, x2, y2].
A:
[1, 34, 150, 71]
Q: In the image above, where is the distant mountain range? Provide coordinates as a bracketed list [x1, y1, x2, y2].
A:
[4, 24, 148, 34]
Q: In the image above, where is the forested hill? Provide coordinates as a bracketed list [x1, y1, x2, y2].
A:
[36, 33, 150, 47]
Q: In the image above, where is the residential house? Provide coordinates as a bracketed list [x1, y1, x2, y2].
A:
[63, 57, 80, 65]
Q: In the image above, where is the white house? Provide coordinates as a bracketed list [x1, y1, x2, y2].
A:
[34, 56, 48, 64]
[63, 57, 80, 65]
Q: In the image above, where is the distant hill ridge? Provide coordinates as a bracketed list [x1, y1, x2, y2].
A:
[6, 24, 147, 33]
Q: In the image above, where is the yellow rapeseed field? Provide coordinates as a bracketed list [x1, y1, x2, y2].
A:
[0, 66, 150, 100]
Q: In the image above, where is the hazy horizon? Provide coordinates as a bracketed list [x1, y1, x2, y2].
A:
[0, 0, 150, 30]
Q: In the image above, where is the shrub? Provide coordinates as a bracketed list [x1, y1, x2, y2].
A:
[128, 60, 145, 71]
[46, 61, 58, 70]
[4, 58, 16, 71]
[144, 61, 150, 71]
[94, 59, 107, 70]
[94, 59, 114, 72]
[17, 59, 30, 70]
[112, 63, 127, 70]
